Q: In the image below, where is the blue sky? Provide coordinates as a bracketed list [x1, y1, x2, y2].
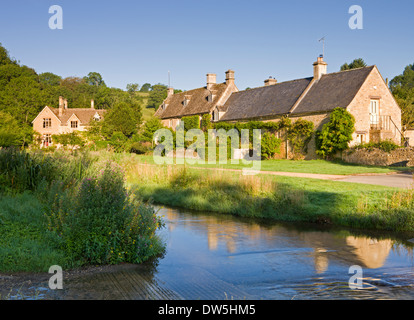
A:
[0, 0, 413, 91]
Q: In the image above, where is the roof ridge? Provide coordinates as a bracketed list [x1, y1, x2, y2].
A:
[234, 77, 313, 94]
[322, 65, 376, 77]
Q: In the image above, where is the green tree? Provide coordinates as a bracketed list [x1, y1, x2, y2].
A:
[147, 84, 168, 109]
[0, 43, 16, 66]
[140, 83, 151, 92]
[39, 72, 62, 86]
[390, 64, 414, 128]
[340, 58, 367, 71]
[315, 108, 355, 158]
[83, 72, 106, 87]
[126, 83, 140, 93]
[0, 111, 33, 147]
[102, 101, 141, 138]
[140, 117, 164, 142]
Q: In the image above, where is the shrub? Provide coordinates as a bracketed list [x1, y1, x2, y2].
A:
[130, 141, 152, 154]
[316, 108, 355, 158]
[46, 162, 165, 266]
[352, 140, 401, 153]
[288, 119, 314, 157]
[260, 132, 282, 160]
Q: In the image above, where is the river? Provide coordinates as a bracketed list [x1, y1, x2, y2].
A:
[5, 206, 414, 300]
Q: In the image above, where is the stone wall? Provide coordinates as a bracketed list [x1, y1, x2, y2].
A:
[342, 147, 414, 167]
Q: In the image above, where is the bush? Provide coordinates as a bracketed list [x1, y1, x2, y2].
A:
[46, 162, 165, 266]
[130, 141, 152, 154]
[260, 132, 282, 160]
[316, 108, 355, 158]
[352, 140, 401, 153]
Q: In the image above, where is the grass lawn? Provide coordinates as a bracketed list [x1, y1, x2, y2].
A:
[119, 153, 413, 176]
[0, 192, 66, 272]
[126, 162, 414, 234]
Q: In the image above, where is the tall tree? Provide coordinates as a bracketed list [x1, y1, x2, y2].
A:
[140, 83, 151, 92]
[101, 101, 142, 138]
[83, 72, 106, 87]
[147, 84, 168, 109]
[390, 64, 414, 128]
[39, 72, 62, 86]
[340, 58, 367, 71]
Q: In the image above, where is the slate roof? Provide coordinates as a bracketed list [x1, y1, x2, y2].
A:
[155, 83, 228, 119]
[220, 66, 375, 121]
[291, 66, 375, 115]
[219, 78, 313, 121]
[50, 108, 106, 125]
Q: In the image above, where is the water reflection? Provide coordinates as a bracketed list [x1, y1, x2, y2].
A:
[160, 207, 410, 274]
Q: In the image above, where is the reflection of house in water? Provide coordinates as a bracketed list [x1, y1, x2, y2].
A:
[161, 209, 394, 273]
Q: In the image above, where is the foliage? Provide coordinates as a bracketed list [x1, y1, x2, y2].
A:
[140, 83, 151, 92]
[108, 132, 129, 153]
[390, 63, 414, 128]
[260, 132, 282, 160]
[315, 108, 355, 158]
[0, 111, 33, 147]
[340, 58, 367, 71]
[140, 117, 165, 142]
[288, 119, 314, 157]
[101, 101, 142, 138]
[83, 72, 106, 87]
[201, 113, 213, 131]
[181, 115, 200, 131]
[351, 140, 401, 153]
[52, 132, 85, 148]
[147, 84, 168, 109]
[46, 162, 165, 266]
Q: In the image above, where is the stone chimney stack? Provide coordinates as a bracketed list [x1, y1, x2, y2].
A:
[58, 96, 64, 117]
[206, 74, 217, 90]
[167, 87, 174, 98]
[225, 70, 235, 85]
[264, 77, 278, 86]
[64, 98, 68, 109]
[313, 55, 328, 81]
[91, 99, 95, 109]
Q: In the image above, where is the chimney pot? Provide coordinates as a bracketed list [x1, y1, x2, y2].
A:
[64, 99, 68, 109]
[58, 96, 64, 116]
[206, 74, 217, 90]
[264, 78, 278, 86]
[167, 87, 174, 98]
[225, 70, 235, 85]
[313, 56, 328, 80]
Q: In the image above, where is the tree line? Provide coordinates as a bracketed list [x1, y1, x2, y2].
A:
[0, 43, 178, 147]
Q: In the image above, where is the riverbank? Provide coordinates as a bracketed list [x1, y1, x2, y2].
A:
[126, 163, 414, 234]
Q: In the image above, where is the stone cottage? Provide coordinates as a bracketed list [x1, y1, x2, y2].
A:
[32, 96, 106, 147]
[155, 56, 403, 159]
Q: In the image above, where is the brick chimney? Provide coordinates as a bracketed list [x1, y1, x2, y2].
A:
[313, 55, 327, 80]
[167, 87, 174, 98]
[206, 73, 217, 90]
[58, 96, 64, 117]
[91, 99, 95, 109]
[225, 70, 235, 85]
[264, 77, 278, 86]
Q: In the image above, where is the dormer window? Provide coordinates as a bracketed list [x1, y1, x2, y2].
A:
[161, 103, 168, 111]
[94, 113, 101, 121]
[183, 95, 191, 107]
[71, 121, 78, 128]
[207, 90, 217, 103]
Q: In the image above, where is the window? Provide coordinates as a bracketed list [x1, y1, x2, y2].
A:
[44, 134, 52, 146]
[94, 113, 101, 121]
[356, 134, 365, 144]
[71, 121, 78, 128]
[370, 100, 379, 126]
[43, 118, 52, 128]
